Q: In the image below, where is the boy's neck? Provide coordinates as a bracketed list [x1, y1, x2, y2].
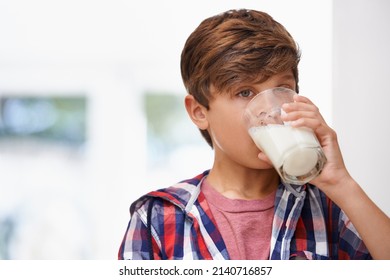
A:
[207, 165, 279, 200]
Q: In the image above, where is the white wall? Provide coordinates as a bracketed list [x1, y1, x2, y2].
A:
[333, 0, 390, 215]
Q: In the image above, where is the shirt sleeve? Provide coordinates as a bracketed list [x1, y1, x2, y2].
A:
[118, 199, 158, 260]
[337, 210, 372, 259]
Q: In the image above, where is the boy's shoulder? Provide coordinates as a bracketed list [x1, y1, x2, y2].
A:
[130, 170, 209, 214]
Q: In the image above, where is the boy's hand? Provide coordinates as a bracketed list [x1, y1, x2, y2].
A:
[281, 94, 351, 192]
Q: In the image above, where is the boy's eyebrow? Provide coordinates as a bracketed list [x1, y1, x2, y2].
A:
[279, 73, 296, 81]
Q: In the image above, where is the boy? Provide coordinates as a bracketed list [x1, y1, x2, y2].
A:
[118, 9, 390, 260]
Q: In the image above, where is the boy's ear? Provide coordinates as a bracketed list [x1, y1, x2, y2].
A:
[184, 94, 209, 130]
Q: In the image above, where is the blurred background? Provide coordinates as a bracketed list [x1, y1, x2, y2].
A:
[0, 0, 389, 259]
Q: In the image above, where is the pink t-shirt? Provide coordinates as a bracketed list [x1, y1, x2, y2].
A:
[201, 178, 275, 260]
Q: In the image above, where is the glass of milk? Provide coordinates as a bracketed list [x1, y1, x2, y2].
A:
[243, 87, 327, 185]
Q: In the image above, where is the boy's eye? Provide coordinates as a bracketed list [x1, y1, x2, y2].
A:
[237, 89, 254, 98]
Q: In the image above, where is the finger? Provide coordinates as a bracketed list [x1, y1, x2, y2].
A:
[293, 94, 315, 105]
[282, 100, 319, 114]
[281, 110, 319, 122]
[290, 117, 322, 130]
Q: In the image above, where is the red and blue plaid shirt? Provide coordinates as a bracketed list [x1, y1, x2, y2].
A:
[118, 170, 371, 260]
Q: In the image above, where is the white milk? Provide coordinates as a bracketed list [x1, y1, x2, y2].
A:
[249, 124, 320, 177]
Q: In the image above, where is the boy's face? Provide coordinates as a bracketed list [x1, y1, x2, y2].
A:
[206, 70, 296, 169]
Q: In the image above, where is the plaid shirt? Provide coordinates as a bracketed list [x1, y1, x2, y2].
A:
[118, 170, 371, 260]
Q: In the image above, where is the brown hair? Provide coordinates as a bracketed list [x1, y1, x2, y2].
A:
[180, 9, 301, 147]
